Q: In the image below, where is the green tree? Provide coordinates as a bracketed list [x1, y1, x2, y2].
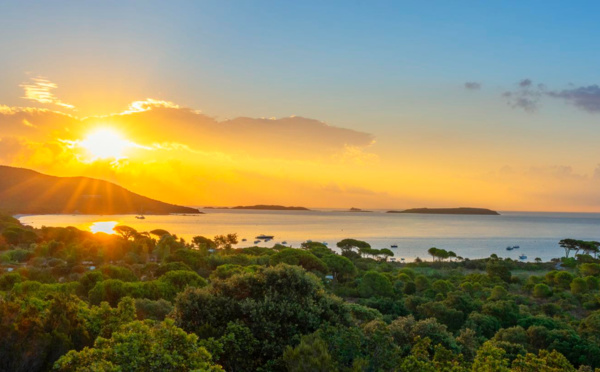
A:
[533, 283, 552, 298]
[149, 229, 170, 238]
[580, 263, 600, 277]
[192, 235, 216, 251]
[378, 248, 394, 261]
[53, 319, 223, 371]
[486, 260, 511, 282]
[113, 225, 138, 241]
[428, 247, 440, 261]
[159, 270, 207, 292]
[209, 264, 245, 280]
[554, 271, 574, 289]
[322, 254, 357, 282]
[570, 277, 587, 294]
[1, 226, 38, 245]
[172, 264, 350, 370]
[414, 275, 430, 292]
[511, 349, 576, 372]
[270, 248, 328, 274]
[283, 332, 335, 372]
[559, 239, 579, 258]
[489, 285, 509, 300]
[336, 238, 371, 255]
[471, 341, 510, 372]
[358, 271, 394, 298]
[214, 233, 238, 250]
[431, 279, 454, 295]
[301, 242, 334, 258]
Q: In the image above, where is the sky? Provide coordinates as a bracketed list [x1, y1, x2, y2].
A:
[1, 1, 600, 211]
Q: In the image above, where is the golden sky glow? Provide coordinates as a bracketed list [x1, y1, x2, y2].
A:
[2, 76, 600, 212]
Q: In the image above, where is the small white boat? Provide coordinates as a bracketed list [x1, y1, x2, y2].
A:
[136, 215, 145, 220]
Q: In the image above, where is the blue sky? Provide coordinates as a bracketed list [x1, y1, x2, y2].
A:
[2, 1, 600, 120]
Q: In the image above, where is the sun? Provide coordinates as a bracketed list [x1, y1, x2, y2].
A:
[80, 128, 132, 160]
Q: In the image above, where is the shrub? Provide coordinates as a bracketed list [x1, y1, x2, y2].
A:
[533, 283, 552, 298]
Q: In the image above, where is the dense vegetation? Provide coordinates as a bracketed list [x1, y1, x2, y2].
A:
[1, 213, 600, 371]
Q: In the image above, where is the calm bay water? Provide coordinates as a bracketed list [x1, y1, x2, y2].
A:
[18, 210, 600, 262]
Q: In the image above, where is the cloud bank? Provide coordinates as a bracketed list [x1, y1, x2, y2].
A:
[498, 79, 600, 114]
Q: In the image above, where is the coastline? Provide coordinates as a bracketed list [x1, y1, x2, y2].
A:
[16, 210, 594, 263]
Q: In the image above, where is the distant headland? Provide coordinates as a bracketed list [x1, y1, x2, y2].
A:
[205, 205, 311, 211]
[387, 207, 500, 215]
[0, 166, 201, 215]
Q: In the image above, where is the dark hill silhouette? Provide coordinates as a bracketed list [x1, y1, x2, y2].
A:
[0, 166, 200, 215]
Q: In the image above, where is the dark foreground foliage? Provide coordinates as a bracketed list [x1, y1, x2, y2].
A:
[1, 214, 600, 371]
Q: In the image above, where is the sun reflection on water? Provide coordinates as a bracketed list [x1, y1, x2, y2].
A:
[89, 221, 118, 234]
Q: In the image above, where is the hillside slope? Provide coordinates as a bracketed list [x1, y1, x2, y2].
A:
[0, 166, 200, 215]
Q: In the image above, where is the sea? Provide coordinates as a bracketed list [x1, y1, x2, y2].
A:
[18, 210, 600, 262]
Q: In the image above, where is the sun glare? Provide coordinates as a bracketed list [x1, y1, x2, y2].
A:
[80, 128, 132, 160]
[89, 221, 118, 234]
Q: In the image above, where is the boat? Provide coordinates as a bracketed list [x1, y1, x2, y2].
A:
[323, 242, 328, 246]
[242, 238, 247, 242]
[513, 245, 520, 249]
[281, 241, 288, 245]
[391, 244, 398, 248]
[519, 254, 527, 260]
[253, 240, 261, 244]
[401, 258, 405, 261]
[506, 246, 513, 251]
[136, 215, 145, 220]
[256, 234, 275, 240]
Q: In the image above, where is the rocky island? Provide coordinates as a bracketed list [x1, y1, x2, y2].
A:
[345, 207, 372, 212]
[387, 207, 500, 215]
